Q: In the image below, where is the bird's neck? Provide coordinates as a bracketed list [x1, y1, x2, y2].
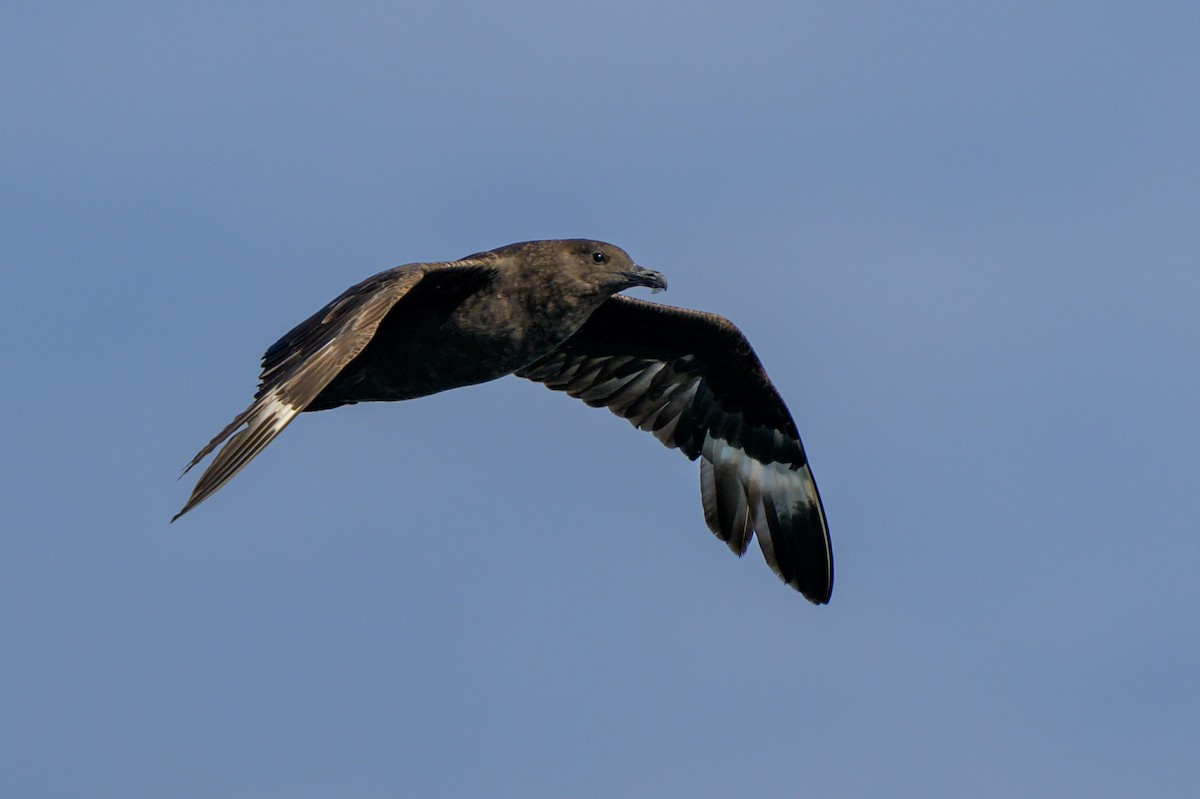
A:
[456, 265, 609, 363]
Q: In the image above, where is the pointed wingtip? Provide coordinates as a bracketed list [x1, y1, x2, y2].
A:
[801, 582, 833, 605]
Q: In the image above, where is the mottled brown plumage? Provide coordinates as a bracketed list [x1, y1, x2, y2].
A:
[175, 239, 833, 603]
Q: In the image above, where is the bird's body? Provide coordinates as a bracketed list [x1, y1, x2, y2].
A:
[307, 242, 619, 409]
[176, 239, 835, 603]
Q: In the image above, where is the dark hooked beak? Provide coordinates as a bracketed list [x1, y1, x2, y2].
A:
[624, 264, 668, 293]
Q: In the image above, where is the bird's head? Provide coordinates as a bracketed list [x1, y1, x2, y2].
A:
[475, 239, 668, 301]
[558, 239, 668, 295]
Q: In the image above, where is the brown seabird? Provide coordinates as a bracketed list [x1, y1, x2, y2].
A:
[174, 239, 834, 603]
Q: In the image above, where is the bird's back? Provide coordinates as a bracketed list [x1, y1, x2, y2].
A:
[307, 258, 606, 410]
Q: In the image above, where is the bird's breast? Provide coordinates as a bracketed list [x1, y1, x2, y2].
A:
[443, 288, 591, 371]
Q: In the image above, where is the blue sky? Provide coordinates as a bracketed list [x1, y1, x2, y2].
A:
[3, 2, 1198, 796]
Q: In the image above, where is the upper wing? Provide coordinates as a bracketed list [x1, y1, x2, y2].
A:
[172, 260, 487, 522]
[516, 295, 833, 603]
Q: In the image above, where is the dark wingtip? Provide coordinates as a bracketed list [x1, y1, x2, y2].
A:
[800, 578, 833, 605]
[796, 520, 834, 605]
[777, 562, 833, 605]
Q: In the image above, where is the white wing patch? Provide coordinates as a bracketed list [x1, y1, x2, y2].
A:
[699, 430, 830, 587]
[172, 389, 302, 521]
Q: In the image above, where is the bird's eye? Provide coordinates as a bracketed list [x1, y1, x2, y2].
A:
[591, 251, 607, 264]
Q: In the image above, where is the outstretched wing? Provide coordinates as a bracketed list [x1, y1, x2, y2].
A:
[516, 295, 833, 603]
[173, 261, 485, 522]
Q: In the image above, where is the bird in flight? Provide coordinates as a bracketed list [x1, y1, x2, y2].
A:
[174, 239, 833, 603]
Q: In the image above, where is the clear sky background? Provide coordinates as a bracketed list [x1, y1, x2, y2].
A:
[3, 2, 1197, 797]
